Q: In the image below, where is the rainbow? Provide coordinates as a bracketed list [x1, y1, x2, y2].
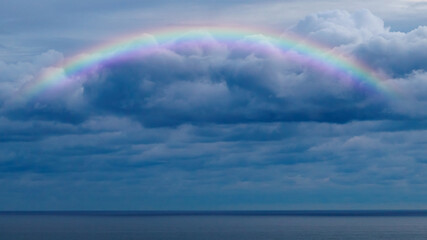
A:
[22, 26, 393, 100]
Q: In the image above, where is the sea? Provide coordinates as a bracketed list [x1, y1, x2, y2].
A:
[1, 211, 427, 240]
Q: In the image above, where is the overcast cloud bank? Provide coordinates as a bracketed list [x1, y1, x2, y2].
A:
[1, 10, 427, 210]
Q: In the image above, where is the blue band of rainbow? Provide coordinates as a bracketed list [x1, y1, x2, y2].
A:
[22, 26, 394, 100]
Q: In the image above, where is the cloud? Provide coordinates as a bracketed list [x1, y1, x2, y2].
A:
[3, 10, 427, 128]
[12, 33, 394, 127]
[291, 10, 427, 77]
[0, 50, 63, 102]
[1, 9, 427, 209]
[2, 9, 426, 134]
[291, 9, 387, 47]
[353, 26, 427, 76]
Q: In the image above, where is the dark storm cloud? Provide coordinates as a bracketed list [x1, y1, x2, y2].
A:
[80, 50, 392, 127]
[2, 9, 426, 136]
[6, 9, 427, 128]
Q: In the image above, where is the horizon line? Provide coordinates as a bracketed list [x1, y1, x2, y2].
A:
[2, 210, 427, 217]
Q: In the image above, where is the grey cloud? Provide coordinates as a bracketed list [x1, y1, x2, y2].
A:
[2, 10, 426, 129]
[5, 10, 427, 127]
[291, 10, 427, 77]
[0, 50, 63, 102]
[79, 35, 393, 127]
[1, 119, 426, 189]
[1, 9, 427, 209]
[291, 9, 387, 47]
[353, 26, 427, 76]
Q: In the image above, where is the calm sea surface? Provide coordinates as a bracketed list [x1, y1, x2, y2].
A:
[1, 211, 427, 240]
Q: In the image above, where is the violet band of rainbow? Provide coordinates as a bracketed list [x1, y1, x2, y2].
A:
[22, 26, 395, 101]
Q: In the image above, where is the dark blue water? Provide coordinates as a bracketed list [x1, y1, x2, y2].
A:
[1, 211, 427, 240]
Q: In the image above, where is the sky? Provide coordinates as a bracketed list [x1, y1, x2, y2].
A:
[1, 0, 427, 210]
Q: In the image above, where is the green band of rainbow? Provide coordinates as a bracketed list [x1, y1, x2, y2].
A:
[23, 26, 394, 100]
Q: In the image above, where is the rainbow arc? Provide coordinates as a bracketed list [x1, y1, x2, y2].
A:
[22, 26, 393, 100]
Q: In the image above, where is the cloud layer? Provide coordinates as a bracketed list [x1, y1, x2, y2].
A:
[1, 10, 427, 210]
